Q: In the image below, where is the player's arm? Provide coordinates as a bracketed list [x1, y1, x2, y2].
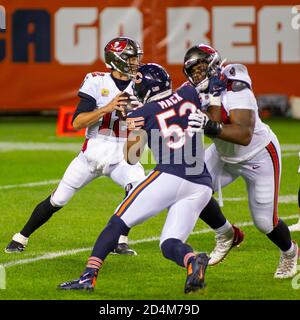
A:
[124, 129, 147, 165]
[209, 108, 255, 146]
[72, 92, 128, 130]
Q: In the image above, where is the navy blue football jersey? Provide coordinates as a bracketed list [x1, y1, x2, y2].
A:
[126, 84, 212, 187]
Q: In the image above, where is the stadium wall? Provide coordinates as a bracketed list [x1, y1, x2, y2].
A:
[0, 1, 299, 111]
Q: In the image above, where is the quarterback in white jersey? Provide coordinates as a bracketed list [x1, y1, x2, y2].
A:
[184, 44, 299, 279]
[5, 37, 145, 255]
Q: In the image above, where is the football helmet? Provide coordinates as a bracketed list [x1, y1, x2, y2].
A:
[133, 63, 172, 104]
[104, 36, 143, 78]
[183, 44, 222, 91]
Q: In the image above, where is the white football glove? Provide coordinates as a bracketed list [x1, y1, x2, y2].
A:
[188, 109, 210, 133]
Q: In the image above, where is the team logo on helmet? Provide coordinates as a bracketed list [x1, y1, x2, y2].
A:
[134, 72, 143, 84]
[105, 40, 127, 53]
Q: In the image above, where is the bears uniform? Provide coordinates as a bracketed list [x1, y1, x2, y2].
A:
[58, 63, 213, 293]
[120, 79, 212, 241]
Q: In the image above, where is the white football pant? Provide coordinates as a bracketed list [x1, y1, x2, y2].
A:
[205, 132, 281, 234]
[114, 170, 212, 246]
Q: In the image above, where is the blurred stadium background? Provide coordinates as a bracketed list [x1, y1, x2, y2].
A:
[0, 0, 300, 300]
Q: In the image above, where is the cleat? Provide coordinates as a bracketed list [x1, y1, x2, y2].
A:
[5, 240, 25, 253]
[58, 269, 98, 291]
[288, 219, 300, 232]
[184, 253, 210, 294]
[5, 233, 28, 253]
[208, 225, 244, 266]
[111, 243, 137, 256]
[274, 241, 299, 279]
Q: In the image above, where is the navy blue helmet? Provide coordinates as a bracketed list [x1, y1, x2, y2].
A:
[133, 63, 172, 104]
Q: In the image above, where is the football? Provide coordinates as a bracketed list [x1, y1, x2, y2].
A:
[116, 92, 135, 120]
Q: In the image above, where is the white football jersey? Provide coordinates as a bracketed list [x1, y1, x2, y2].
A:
[78, 72, 133, 142]
[200, 64, 273, 163]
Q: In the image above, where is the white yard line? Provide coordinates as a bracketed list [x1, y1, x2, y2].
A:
[0, 180, 60, 190]
[2, 214, 299, 269]
[0, 178, 297, 205]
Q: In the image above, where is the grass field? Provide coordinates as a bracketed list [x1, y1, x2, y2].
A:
[0, 116, 299, 300]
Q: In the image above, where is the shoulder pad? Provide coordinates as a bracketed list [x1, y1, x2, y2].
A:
[222, 64, 252, 88]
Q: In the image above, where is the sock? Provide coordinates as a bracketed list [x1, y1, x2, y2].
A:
[283, 242, 295, 255]
[118, 235, 128, 244]
[214, 220, 233, 236]
[266, 219, 292, 252]
[20, 195, 61, 238]
[86, 257, 103, 273]
[199, 197, 227, 229]
[160, 238, 194, 267]
[90, 215, 130, 261]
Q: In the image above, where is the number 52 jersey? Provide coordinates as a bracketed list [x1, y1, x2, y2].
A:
[126, 85, 212, 188]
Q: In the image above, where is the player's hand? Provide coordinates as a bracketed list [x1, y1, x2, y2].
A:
[103, 92, 129, 114]
[188, 109, 210, 133]
[209, 71, 227, 97]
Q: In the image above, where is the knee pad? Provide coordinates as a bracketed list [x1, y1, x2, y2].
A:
[254, 180, 274, 205]
[253, 216, 273, 234]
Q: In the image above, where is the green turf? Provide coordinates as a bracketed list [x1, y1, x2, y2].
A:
[0, 116, 299, 300]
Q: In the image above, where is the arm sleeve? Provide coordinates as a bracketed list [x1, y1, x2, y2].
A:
[126, 109, 145, 131]
[72, 93, 97, 123]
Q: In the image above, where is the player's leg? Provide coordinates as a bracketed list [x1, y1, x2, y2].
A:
[289, 186, 300, 232]
[5, 152, 97, 253]
[106, 160, 146, 255]
[58, 171, 181, 290]
[244, 138, 298, 278]
[200, 144, 244, 265]
[159, 181, 212, 293]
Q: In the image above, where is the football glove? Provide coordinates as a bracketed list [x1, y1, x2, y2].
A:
[208, 71, 228, 106]
[188, 110, 222, 138]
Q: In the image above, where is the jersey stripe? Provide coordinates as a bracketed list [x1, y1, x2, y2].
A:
[115, 171, 161, 217]
[266, 142, 280, 227]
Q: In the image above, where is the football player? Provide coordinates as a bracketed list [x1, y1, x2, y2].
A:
[58, 63, 214, 293]
[5, 37, 146, 255]
[185, 44, 299, 278]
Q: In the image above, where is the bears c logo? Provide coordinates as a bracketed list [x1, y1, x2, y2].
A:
[135, 72, 143, 84]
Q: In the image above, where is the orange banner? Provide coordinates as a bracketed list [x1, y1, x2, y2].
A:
[0, 1, 299, 111]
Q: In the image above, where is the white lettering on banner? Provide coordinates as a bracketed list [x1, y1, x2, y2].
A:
[54, 6, 300, 65]
[100, 8, 142, 61]
[167, 8, 209, 64]
[291, 5, 300, 30]
[55, 8, 98, 64]
[213, 7, 255, 63]
[259, 6, 300, 63]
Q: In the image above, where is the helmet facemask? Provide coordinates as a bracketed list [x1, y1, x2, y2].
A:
[183, 45, 223, 92]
